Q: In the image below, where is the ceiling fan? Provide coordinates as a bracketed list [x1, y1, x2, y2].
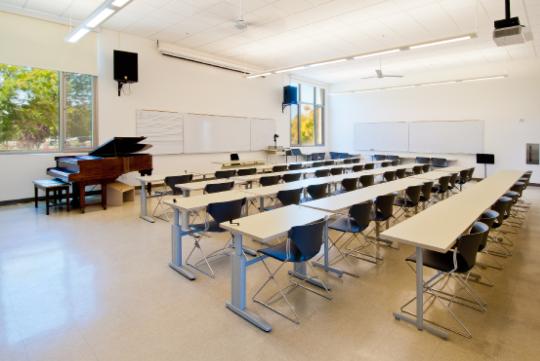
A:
[234, 0, 249, 30]
[362, 59, 403, 79]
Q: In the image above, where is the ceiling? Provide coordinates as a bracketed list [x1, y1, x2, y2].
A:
[1, 0, 539, 84]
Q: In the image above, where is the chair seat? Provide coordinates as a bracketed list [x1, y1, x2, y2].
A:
[190, 221, 224, 233]
[406, 250, 468, 273]
[259, 242, 309, 263]
[328, 217, 368, 233]
[394, 198, 417, 208]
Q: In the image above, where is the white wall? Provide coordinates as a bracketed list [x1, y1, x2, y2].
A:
[0, 15, 328, 202]
[329, 60, 540, 183]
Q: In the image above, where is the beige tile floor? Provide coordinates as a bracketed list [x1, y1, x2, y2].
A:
[0, 186, 539, 361]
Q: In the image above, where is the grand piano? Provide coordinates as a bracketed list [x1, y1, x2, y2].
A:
[47, 137, 153, 213]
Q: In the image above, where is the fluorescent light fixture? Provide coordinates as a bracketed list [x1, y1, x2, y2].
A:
[66, 28, 90, 43]
[353, 48, 400, 60]
[309, 58, 348, 68]
[87, 7, 115, 28]
[409, 35, 473, 50]
[421, 80, 458, 87]
[392, 85, 418, 90]
[112, 0, 130, 7]
[461, 75, 507, 83]
[275, 66, 307, 74]
[246, 73, 271, 79]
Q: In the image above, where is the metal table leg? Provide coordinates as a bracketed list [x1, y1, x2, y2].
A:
[139, 179, 155, 223]
[393, 246, 448, 339]
[226, 233, 272, 332]
[169, 209, 196, 280]
[312, 220, 345, 277]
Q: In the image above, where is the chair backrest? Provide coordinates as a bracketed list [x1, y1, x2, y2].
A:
[391, 160, 399, 166]
[282, 173, 302, 183]
[375, 193, 396, 219]
[349, 200, 373, 230]
[237, 168, 257, 176]
[431, 158, 448, 168]
[395, 168, 406, 179]
[352, 164, 364, 172]
[467, 167, 475, 179]
[259, 175, 281, 187]
[288, 219, 326, 261]
[288, 163, 303, 170]
[381, 161, 391, 168]
[420, 181, 434, 201]
[164, 174, 193, 195]
[383, 170, 395, 182]
[341, 177, 358, 192]
[215, 170, 236, 179]
[290, 148, 302, 156]
[330, 167, 344, 175]
[329, 152, 339, 160]
[277, 188, 303, 206]
[478, 210, 499, 250]
[364, 163, 375, 170]
[459, 169, 469, 182]
[204, 181, 235, 194]
[272, 165, 288, 172]
[412, 165, 423, 175]
[422, 164, 430, 173]
[404, 185, 423, 205]
[351, 158, 360, 164]
[491, 196, 512, 225]
[416, 157, 430, 164]
[386, 155, 399, 161]
[312, 161, 325, 168]
[456, 222, 489, 272]
[307, 183, 328, 200]
[374, 154, 386, 160]
[359, 174, 375, 187]
[324, 160, 334, 166]
[437, 176, 451, 192]
[230, 153, 240, 161]
[449, 173, 458, 187]
[207, 198, 246, 224]
[315, 169, 330, 178]
[511, 182, 525, 196]
[343, 158, 353, 164]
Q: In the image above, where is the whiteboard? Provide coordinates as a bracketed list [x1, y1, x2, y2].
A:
[409, 120, 484, 154]
[183, 113, 251, 154]
[354, 122, 409, 152]
[135, 110, 183, 155]
[251, 118, 276, 151]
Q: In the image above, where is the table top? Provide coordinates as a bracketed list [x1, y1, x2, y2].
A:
[164, 190, 255, 212]
[380, 170, 524, 253]
[411, 171, 452, 181]
[433, 166, 473, 174]
[302, 177, 425, 213]
[220, 204, 332, 242]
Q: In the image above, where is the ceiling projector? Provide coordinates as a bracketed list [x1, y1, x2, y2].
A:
[493, 0, 533, 46]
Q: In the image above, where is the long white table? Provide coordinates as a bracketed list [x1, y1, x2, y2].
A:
[164, 190, 256, 280]
[220, 205, 332, 332]
[380, 170, 525, 339]
[411, 171, 452, 181]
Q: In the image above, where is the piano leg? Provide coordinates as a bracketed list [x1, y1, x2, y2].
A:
[79, 183, 86, 214]
[101, 182, 107, 210]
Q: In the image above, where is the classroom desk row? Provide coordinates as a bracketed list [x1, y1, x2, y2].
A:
[161, 165, 474, 332]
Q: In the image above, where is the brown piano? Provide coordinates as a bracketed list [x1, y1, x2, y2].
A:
[47, 137, 153, 213]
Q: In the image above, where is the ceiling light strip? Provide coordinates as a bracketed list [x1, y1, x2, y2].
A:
[65, 0, 133, 43]
[331, 74, 508, 94]
[246, 33, 476, 79]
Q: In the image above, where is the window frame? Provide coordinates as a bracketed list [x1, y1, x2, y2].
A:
[290, 83, 325, 147]
[0, 65, 98, 155]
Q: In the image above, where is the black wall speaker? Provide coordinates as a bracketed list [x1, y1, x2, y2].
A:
[114, 50, 138, 83]
[283, 85, 298, 105]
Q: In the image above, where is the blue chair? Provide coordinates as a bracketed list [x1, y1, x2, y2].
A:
[252, 219, 331, 324]
[185, 198, 246, 278]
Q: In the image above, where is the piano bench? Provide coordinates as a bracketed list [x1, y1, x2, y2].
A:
[106, 182, 135, 207]
[33, 179, 70, 215]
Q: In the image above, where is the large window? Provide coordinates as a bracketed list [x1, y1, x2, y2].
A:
[0, 64, 96, 152]
[290, 83, 325, 146]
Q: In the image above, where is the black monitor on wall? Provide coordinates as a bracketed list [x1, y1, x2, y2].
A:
[476, 153, 495, 164]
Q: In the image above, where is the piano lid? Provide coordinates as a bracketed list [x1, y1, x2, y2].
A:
[89, 137, 152, 157]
